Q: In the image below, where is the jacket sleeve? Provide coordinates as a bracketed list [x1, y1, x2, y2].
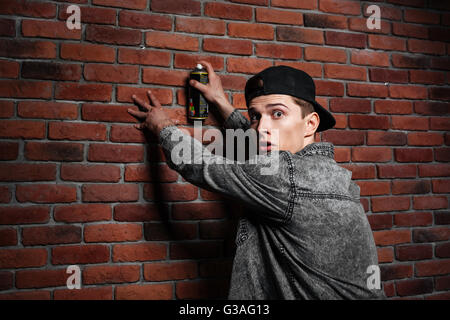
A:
[158, 125, 294, 224]
[222, 109, 251, 131]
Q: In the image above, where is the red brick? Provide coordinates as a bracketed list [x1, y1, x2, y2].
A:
[371, 196, 410, 212]
[409, 70, 445, 85]
[413, 196, 448, 210]
[172, 202, 228, 220]
[0, 80, 51, 99]
[377, 247, 394, 263]
[54, 286, 113, 300]
[340, 164, 375, 179]
[109, 125, 147, 143]
[352, 147, 392, 162]
[431, 118, 450, 131]
[369, 35, 406, 51]
[0, 101, 14, 118]
[329, 98, 370, 113]
[408, 132, 444, 146]
[321, 130, 364, 146]
[0, 59, 19, 78]
[0, 0, 56, 18]
[22, 225, 81, 246]
[18, 101, 78, 120]
[49, 122, 107, 141]
[142, 68, 188, 86]
[203, 38, 252, 56]
[256, 7, 303, 25]
[394, 148, 433, 162]
[82, 104, 134, 123]
[272, 0, 317, 9]
[409, 39, 446, 55]
[255, 43, 302, 60]
[82, 184, 139, 202]
[116, 283, 172, 300]
[319, 0, 361, 15]
[114, 203, 163, 222]
[367, 131, 406, 146]
[305, 13, 347, 29]
[391, 116, 429, 131]
[351, 49, 389, 67]
[61, 43, 115, 63]
[55, 83, 112, 102]
[436, 243, 450, 258]
[389, 85, 427, 99]
[25, 142, 84, 161]
[357, 181, 390, 196]
[373, 229, 411, 245]
[0, 163, 55, 181]
[118, 48, 170, 66]
[22, 20, 80, 40]
[349, 115, 389, 129]
[51, 245, 110, 265]
[124, 164, 178, 183]
[84, 64, 139, 84]
[380, 264, 413, 280]
[61, 164, 120, 182]
[88, 143, 144, 162]
[325, 31, 366, 48]
[392, 180, 430, 195]
[146, 31, 198, 51]
[92, 0, 147, 10]
[305, 46, 347, 63]
[349, 17, 390, 34]
[119, 11, 172, 30]
[0, 228, 16, 246]
[86, 25, 141, 45]
[112, 243, 167, 262]
[0, 206, 49, 225]
[334, 147, 350, 162]
[404, 9, 439, 24]
[16, 184, 77, 203]
[392, 53, 430, 69]
[315, 80, 344, 96]
[374, 100, 412, 114]
[144, 261, 197, 281]
[0, 18, 15, 37]
[347, 83, 388, 98]
[84, 223, 142, 242]
[143, 183, 198, 202]
[392, 22, 428, 39]
[431, 56, 450, 70]
[413, 227, 450, 243]
[228, 23, 274, 40]
[59, 4, 116, 25]
[415, 260, 450, 277]
[396, 278, 433, 296]
[274, 61, 322, 78]
[369, 68, 408, 83]
[0, 39, 56, 59]
[418, 164, 450, 177]
[175, 16, 225, 35]
[220, 75, 248, 91]
[432, 179, 450, 193]
[278, 26, 323, 44]
[324, 65, 366, 81]
[0, 186, 11, 204]
[173, 53, 224, 70]
[0, 248, 47, 268]
[204, 2, 252, 20]
[0, 291, 50, 300]
[54, 204, 112, 223]
[227, 57, 272, 74]
[83, 265, 140, 285]
[200, 220, 233, 239]
[377, 164, 416, 178]
[176, 279, 229, 299]
[394, 212, 432, 227]
[429, 87, 450, 101]
[0, 142, 18, 160]
[414, 101, 449, 115]
[151, 0, 201, 15]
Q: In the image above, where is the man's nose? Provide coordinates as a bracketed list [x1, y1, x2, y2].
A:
[257, 115, 271, 136]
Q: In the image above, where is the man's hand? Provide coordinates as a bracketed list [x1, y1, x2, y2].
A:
[127, 90, 176, 135]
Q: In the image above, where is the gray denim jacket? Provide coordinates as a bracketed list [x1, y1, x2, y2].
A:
[159, 109, 385, 300]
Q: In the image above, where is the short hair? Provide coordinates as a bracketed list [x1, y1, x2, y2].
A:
[291, 97, 315, 119]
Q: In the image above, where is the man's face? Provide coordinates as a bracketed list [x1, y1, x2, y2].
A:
[248, 94, 318, 154]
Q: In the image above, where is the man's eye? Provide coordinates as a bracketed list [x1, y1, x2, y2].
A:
[250, 114, 258, 121]
[273, 111, 284, 118]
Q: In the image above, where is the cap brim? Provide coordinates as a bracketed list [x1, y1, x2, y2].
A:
[311, 101, 336, 132]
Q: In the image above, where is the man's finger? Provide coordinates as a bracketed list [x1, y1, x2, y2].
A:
[127, 108, 147, 119]
[132, 95, 151, 111]
[147, 90, 161, 108]
[134, 123, 145, 130]
[189, 79, 208, 93]
[198, 60, 215, 76]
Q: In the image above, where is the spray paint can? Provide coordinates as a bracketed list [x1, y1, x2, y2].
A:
[188, 63, 209, 121]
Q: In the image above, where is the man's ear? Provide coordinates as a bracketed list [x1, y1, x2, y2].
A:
[304, 112, 320, 137]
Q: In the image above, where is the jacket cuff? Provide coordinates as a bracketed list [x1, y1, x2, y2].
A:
[222, 109, 250, 130]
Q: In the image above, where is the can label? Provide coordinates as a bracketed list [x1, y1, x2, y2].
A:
[189, 70, 208, 120]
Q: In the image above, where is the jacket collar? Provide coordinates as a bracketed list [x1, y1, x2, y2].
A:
[294, 142, 334, 159]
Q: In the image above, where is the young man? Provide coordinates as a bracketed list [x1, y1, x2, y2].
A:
[128, 62, 385, 300]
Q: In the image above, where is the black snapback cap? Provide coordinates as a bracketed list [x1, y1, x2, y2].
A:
[245, 65, 336, 132]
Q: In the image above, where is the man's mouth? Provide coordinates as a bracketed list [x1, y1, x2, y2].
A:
[259, 141, 273, 152]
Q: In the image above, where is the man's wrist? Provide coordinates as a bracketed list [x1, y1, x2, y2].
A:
[155, 119, 176, 135]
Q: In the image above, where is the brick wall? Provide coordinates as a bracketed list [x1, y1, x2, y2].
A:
[0, 0, 448, 300]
